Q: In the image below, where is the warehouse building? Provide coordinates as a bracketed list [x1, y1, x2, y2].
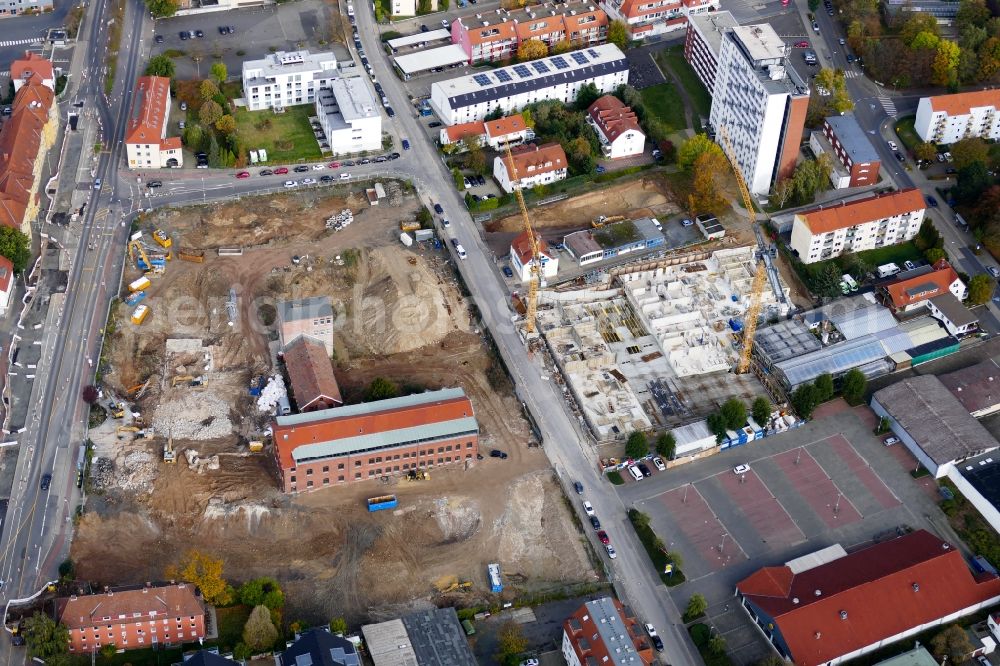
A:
[430, 44, 628, 125]
[737, 530, 1000, 666]
[563, 217, 664, 267]
[939, 359, 1000, 418]
[271, 387, 479, 492]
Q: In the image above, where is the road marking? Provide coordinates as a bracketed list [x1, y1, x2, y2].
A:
[878, 95, 897, 116]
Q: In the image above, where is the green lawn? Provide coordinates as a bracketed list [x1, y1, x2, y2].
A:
[232, 104, 322, 164]
[641, 82, 688, 133]
[214, 605, 251, 651]
[658, 46, 713, 121]
[894, 115, 922, 151]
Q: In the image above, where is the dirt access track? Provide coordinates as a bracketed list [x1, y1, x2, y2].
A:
[77, 187, 597, 624]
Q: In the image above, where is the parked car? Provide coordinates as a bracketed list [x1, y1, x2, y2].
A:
[180, 101, 187, 111]
[340, 173, 351, 180]
[40, 474, 51, 490]
[605, 545, 616, 559]
[179, 31, 189, 39]
[653, 456, 666, 471]
[235, 171, 250, 179]
[583, 501, 595, 516]
[429, 121, 442, 128]
[386, 106, 395, 117]
[433, 203, 444, 214]
[926, 195, 938, 207]
[597, 530, 610, 544]
[155, 34, 164, 43]
[294, 165, 310, 173]
[441, 18, 450, 27]
[274, 167, 289, 175]
[644, 624, 664, 652]
[734, 464, 750, 475]
[681, 218, 694, 226]
[146, 180, 163, 188]
[887, 140, 898, 151]
[490, 449, 508, 459]
[573, 481, 583, 494]
[636, 463, 651, 478]
[989, 267, 1000, 279]
[450, 238, 460, 248]
[402, 139, 411, 150]
[502, 266, 513, 278]
[284, 180, 297, 188]
[589, 515, 601, 530]
[794, 40, 810, 47]
[302, 177, 316, 184]
[595, 165, 606, 174]
[312, 164, 324, 170]
[883, 436, 900, 446]
[812, 21, 820, 32]
[328, 161, 341, 169]
[94, 178, 102, 189]
[320, 175, 334, 183]
[420, 24, 429, 31]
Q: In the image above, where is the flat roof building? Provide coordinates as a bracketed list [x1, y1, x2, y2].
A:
[684, 11, 739, 96]
[363, 608, 475, 666]
[601, 0, 719, 41]
[564, 217, 664, 267]
[272, 387, 479, 492]
[430, 44, 628, 125]
[939, 359, 1000, 417]
[242, 50, 338, 112]
[315, 78, 382, 156]
[810, 115, 880, 189]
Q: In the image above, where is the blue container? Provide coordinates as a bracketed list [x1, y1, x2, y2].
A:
[367, 495, 398, 512]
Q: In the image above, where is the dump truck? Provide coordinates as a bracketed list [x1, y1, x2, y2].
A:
[128, 276, 151, 293]
[153, 229, 172, 248]
[131, 304, 150, 325]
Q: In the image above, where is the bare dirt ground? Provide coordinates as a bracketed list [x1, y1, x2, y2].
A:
[78, 188, 596, 624]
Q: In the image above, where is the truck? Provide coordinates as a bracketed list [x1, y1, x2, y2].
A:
[877, 262, 900, 279]
[487, 563, 503, 593]
[400, 232, 413, 247]
[131, 304, 150, 325]
[128, 276, 151, 293]
[367, 494, 398, 512]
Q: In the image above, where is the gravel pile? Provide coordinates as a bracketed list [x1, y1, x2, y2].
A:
[119, 451, 156, 494]
[153, 392, 233, 440]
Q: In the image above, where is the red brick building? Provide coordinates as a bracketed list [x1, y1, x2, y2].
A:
[283, 335, 342, 413]
[821, 116, 881, 188]
[57, 583, 205, 653]
[562, 597, 654, 665]
[272, 387, 478, 493]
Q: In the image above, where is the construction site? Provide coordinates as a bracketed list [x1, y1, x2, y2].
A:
[74, 183, 595, 623]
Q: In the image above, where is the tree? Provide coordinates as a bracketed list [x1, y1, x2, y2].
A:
[145, 54, 175, 78]
[932, 39, 961, 86]
[814, 373, 835, 402]
[145, 0, 178, 17]
[952, 137, 990, 170]
[720, 398, 747, 430]
[968, 273, 994, 304]
[978, 37, 1000, 79]
[956, 161, 992, 205]
[208, 131, 221, 168]
[791, 384, 819, 419]
[215, 114, 236, 134]
[329, 617, 348, 635]
[452, 167, 465, 190]
[200, 79, 220, 100]
[789, 155, 832, 205]
[911, 30, 940, 50]
[841, 368, 867, 405]
[243, 605, 279, 653]
[239, 577, 284, 610]
[516, 38, 548, 62]
[608, 19, 629, 50]
[575, 82, 601, 110]
[688, 150, 728, 214]
[684, 593, 708, 620]
[708, 635, 728, 656]
[464, 136, 486, 175]
[365, 377, 399, 401]
[199, 100, 223, 126]
[931, 624, 974, 662]
[184, 123, 205, 150]
[901, 12, 939, 46]
[0, 226, 31, 273]
[956, 0, 991, 34]
[210, 61, 228, 84]
[625, 431, 648, 459]
[655, 432, 676, 460]
[771, 178, 795, 209]
[678, 133, 723, 170]
[495, 621, 528, 666]
[913, 141, 938, 163]
[100, 643, 118, 659]
[166, 550, 233, 605]
[82, 385, 100, 403]
[22, 613, 69, 666]
[751, 397, 771, 426]
[925, 247, 946, 263]
[666, 550, 684, 568]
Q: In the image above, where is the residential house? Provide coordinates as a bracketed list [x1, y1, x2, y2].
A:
[601, 0, 718, 41]
[587, 95, 645, 158]
[11, 51, 54, 92]
[879, 259, 966, 313]
[493, 142, 567, 193]
[510, 230, 558, 282]
[314, 78, 382, 156]
[242, 50, 338, 112]
[279, 628, 360, 666]
[0, 255, 14, 315]
[562, 596, 654, 665]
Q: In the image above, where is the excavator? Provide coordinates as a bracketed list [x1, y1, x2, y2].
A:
[163, 436, 176, 463]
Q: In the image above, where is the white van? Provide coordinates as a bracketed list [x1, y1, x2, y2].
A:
[628, 465, 643, 481]
[456, 244, 467, 259]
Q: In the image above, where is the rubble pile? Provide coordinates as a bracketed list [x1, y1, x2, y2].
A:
[153, 393, 233, 440]
[118, 451, 157, 494]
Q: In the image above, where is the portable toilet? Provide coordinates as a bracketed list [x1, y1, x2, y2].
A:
[746, 418, 764, 440]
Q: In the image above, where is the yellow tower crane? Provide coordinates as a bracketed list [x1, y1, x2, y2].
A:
[718, 125, 768, 375]
[504, 143, 542, 333]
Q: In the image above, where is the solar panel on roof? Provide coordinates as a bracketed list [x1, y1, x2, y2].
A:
[588, 48, 599, 57]
[473, 73, 492, 86]
[495, 69, 512, 82]
[571, 51, 588, 64]
[551, 56, 568, 69]
[513, 64, 532, 78]
[532, 61, 549, 73]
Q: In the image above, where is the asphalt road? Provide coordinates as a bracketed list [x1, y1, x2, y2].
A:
[0, 4, 71, 72]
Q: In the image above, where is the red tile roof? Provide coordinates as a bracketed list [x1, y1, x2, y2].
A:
[884, 260, 961, 309]
[499, 142, 567, 181]
[515, 15, 566, 41]
[927, 89, 1000, 116]
[510, 230, 552, 266]
[465, 20, 517, 46]
[0, 78, 53, 231]
[588, 95, 643, 142]
[272, 392, 475, 469]
[737, 530, 1000, 666]
[616, 0, 682, 19]
[284, 336, 342, 411]
[0, 255, 14, 294]
[444, 120, 486, 143]
[563, 9, 609, 35]
[57, 584, 204, 631]
[484, 114, 526, 140]
[797, 188, 925, 235]
[10, 52, 53, 88]
[125, 76, 172, 146]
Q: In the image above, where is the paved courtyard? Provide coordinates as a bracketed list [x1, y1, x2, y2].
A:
[615, 401, 962, 665]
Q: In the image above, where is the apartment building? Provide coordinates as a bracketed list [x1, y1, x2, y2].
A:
[124, 76, 183, 170]
[57, 583, 205, 653]
[562, 597, 654, 666]
[601, 0, 717, 41]
[431, 44, 628, 125]
[271, 387, 479, 492]
[314, 78, 381, 156]
[789, 189, 926, 264]
[450, 3, 608, 64]
[814, 115, 880, 188]
[11, 52, 53, 92]
[914, 90, 1000, 145]
[242, 50, 338, 111]
[493, 142, 568, 193]
[277, 296, 335, 355]
[587, 95, 645, 158]
[684, 11, 739, 95]
[0, 56, 56, 232]
[708, 23, 809, 196]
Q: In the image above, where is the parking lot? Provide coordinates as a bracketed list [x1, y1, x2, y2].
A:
[615, 401, 955, 665]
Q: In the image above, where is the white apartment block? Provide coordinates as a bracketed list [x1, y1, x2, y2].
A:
[315, 78, 382, 156]
[790, 189, 926, 264]
[493, 142, 568, 193]
[914, 90, 1000, 145]
[430, 43, 628, 125]
[684, 11, 739, 93]
[708, 24, 810, 196]
[242, 50, 338, 112]
[600, 0, 717, 40]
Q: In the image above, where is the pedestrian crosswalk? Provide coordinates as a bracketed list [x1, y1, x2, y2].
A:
[844, 70, 862, 79]
[878, 94, 897, 116]
[0, 37, 40, 48]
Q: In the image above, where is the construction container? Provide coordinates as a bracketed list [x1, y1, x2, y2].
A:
[130, 304, 150, 325]
[178, 249, 205, 263]
[248, 441, 264, 453]
[125, 291, 146, 307]
[400, 232, 413, 247]
[153, 229, 172, 248]
[367, 495, 398, 512]
[128, 277, 151, 293]
[488, 563, 502, 593]
[414, 229, 433, 242]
